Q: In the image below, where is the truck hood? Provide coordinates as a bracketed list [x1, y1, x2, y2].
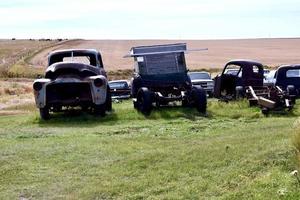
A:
[45, 62, 101, 79]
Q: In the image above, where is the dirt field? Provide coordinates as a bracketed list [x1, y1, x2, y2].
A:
[29, 38, 300, 70]
[0, 78, 34, 115]
[0, 39, 57, 69]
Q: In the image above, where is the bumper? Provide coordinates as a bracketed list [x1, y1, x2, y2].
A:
[111, 94, 131, 99]
[193, 84, 214, 93]
[111, 89, 131, 99]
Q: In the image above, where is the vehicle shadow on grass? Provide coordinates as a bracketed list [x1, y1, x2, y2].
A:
[37, 109, 120, 127]
[145, 106, 208, 121]
[263, 110, 299, 118]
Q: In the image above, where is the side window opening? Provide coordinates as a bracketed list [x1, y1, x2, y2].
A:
[251, 65, 263, 79]
[274, 71, 278, 79]
[134, 57, 143, 74]
[286, 69, 300, 78]
[97, 54, 103, 68]
[253, 65, 259, 74]
[224, 64, 242, 77]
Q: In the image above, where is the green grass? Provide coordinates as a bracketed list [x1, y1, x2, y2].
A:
[0, 100, 300, 199]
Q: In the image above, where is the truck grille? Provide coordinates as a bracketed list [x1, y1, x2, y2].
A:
[194, 82, 207, 88]
[46, 82, 92, 104]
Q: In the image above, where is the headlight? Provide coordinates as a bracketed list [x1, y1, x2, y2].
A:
[94, 78, 103, 87]
[33, 82, 43, 91]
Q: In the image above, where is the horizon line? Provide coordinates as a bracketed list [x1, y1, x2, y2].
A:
[1, 36, 300, 41]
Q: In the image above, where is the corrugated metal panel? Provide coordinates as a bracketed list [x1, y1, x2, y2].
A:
[138, 53, 186, 75]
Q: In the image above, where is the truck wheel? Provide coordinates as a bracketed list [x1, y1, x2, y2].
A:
[93, 104, 106, 116]
[235, 86, 244, 99]
[105, 86, 112, 111]
[287, 85, 296, 95]
[286, 85, 296, 104]
[192, 86, 207, 113]
[182, 99, 188, 107]
[261, 108, 269, 116]
[182, 95, 190, 107]
[133, 100, 139, 109]
[40, 107, 50, 120]
[137, 87, 153, 115]
[249, 99, 257, 107]
[131, 77, 141, 98]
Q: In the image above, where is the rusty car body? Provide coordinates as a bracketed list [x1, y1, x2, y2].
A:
[214, 60, 264, 100]
[33, 49, 111, 119]
[213, 59, 295, 114]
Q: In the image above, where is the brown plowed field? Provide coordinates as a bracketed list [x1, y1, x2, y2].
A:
[29, 38, 300, 70]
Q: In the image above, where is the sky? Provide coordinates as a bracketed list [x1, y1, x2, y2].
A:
[0, 0, 300, 39]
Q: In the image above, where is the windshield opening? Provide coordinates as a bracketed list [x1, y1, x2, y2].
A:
[63, 56, 91, 65]
[49, 52, 98, 66]
[189, 72, 211, 80]
[109, 82, 128, 89]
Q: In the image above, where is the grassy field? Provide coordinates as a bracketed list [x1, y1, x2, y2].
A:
[0, 100, 300, 199]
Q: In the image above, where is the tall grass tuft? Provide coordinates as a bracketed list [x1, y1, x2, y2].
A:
[7, 61, 44, 78]
[293, 119, 300, 163]
[208, 99, 261, 119]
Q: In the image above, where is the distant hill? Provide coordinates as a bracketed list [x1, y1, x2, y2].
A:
[28, 38, 300, 71]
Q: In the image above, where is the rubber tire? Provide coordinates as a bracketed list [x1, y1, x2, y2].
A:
[137, 87, 153, 115]
[40, 107, 50, 120]
[105, 86, 112, 112]
[133, 100, 139, 109]
[261, 108, 269, 116]
[191, 86, 207, 113]
[182, 93, 190, 107]
[286, 85, 296, 104]
[182, 98, 189, 107]
[235, 86, 244, 99]
[249, 99, 257, 107]
[131, 77, 141, 98]
[94, 104, 106, 116]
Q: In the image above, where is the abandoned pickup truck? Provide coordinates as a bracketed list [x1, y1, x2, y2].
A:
[188, 71, 214, 97]
[33, 49, 111, 120]
[126, 43, 207, 115]
[274, 64, 300, 97]
[109, 80, 131, 99]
